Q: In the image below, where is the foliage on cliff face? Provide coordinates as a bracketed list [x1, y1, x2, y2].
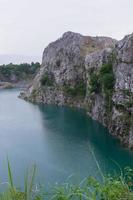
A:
[100, 63, 115, 112]
[89, 62, 115, 112]
[63, 81, 86, 97]
[89, 63, 114, 94]
[99, 63, 114, 92]
[89, 73, 100, 93]
[40, 73, 54, 86]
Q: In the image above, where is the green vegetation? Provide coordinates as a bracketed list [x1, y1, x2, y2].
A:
[99, 63, 115, 94]
[89, 63, 114, 94]
[64, 81, 86, 97]
[100, 63, 115, 112]
[89, 62, 115, 112]
[0, 62, 40, 80]
[1, 161, 133, 200]
[0, 159, 37, 200]
[40, 73, 54, 86]
[89, 73, 100, 93]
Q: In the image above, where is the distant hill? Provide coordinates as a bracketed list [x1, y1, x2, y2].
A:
[0, 62, 40, 90]
[0, 55, 41, 65]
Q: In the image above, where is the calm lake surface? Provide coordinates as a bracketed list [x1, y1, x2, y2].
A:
[0, 89, 133, 187]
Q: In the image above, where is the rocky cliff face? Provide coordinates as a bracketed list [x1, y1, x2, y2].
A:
[21, 31, 133, 148]
[85, 34, 133, 147]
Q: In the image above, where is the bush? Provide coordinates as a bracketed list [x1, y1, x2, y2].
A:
[64, 81, 86, 97]
[89, 63, 114, 95]
[100, 63, 115, 112]
[89, 63, 115, 113]
[89, 73, 100, 93]
[100, 63, 113, 74]
[101, 73, 114, 91]
[99, 63, 115, 92]
[40, 73, 53, 86]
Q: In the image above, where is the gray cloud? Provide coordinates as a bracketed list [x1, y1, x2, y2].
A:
[0, 0, 132, 59]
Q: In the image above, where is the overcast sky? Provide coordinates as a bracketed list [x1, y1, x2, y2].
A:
[0, 0, 132, 61]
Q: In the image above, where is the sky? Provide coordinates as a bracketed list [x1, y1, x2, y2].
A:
[0, 0, 132, 63]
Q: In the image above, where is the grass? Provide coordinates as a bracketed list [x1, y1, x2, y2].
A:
[0, 160, 133, 200]
[0, 146, 133, 200]
[0, 160, 37, 200]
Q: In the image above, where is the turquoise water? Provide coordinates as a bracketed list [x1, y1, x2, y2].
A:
[0, 89, 133, 187]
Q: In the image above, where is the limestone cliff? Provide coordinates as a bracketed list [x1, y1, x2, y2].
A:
[85, 34, 133, 147]
[21, 31, 133, 148]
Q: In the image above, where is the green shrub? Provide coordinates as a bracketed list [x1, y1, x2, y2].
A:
[100, 63, 115, 112]
[89, 73, 100, 93]
[99, 63, 115, 92]
[40, 74, 53, 86]
[100, 63, 113, 74]
[89, 63, 115, 113]
[64, 81, 86, 97]
[89, 63, 114, 95]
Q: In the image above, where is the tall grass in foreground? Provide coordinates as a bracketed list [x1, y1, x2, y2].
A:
[0, 161, 133, 200]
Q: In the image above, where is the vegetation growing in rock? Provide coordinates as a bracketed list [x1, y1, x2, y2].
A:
[0, 62, 40, 80]
[99, 63, 114, 94]
[40, 73, 54, 86]
[89, 62, 115, 112]
[64, 81, 86, 97]
[89, 63, 114, 92]
[89, 73, 100, 93]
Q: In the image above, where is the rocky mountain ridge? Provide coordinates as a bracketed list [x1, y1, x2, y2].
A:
[21, 31, 133, 148]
